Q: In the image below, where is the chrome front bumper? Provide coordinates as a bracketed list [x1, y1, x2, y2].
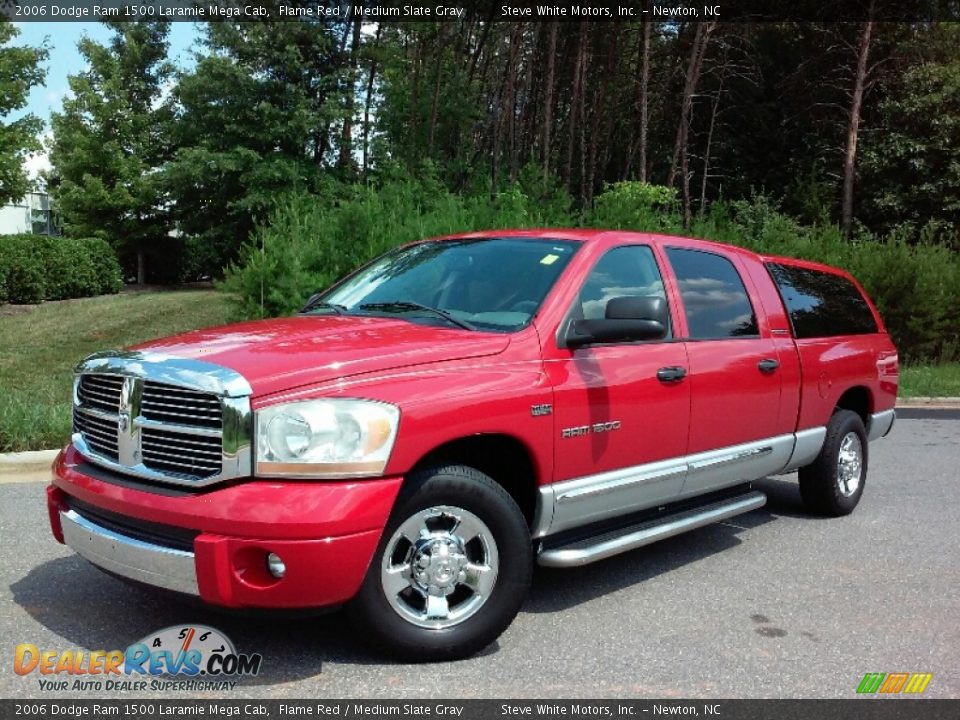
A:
[60, 509, 199, 595]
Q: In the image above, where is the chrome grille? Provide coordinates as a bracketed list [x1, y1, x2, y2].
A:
[71, 351, 252, 488]
[142, 381, 223, 429]
[77, 374, 123, 413]
[142, 427, 222, 477]
[73, 406, 120, 461]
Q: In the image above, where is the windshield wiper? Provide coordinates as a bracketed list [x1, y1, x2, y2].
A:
[299, 294, 349, 315]
[358, 301, 476, 331]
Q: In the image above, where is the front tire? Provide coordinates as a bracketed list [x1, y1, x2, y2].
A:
[799, 409, 868, 516]
[348, 465, 532, 661]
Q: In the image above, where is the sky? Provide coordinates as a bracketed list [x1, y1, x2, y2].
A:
[11, 21, 202, 178]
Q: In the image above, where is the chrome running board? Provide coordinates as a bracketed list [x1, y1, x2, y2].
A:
[537, 490, 767, 568]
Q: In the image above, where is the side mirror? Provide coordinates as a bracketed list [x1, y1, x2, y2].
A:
[564, 295, 668, 348]
[606, 296, 669, 325]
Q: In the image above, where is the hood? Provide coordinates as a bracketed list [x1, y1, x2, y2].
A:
[132, 315, 511, 397]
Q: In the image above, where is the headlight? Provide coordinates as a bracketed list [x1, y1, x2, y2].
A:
[255, 399, 400, 478]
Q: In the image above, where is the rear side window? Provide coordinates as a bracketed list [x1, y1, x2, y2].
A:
[666, 248, 759, 339]
[767, 263, 878, 338]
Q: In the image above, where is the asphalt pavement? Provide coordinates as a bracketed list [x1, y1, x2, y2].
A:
[1, 415, 957, 699]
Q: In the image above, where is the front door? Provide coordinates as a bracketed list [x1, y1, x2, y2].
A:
[544, 244, 691, 534]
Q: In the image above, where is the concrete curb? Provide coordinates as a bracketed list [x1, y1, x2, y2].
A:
[0, 448, 59, 469]
[0, 449, 59, 484]
[897, 397, 960, 410]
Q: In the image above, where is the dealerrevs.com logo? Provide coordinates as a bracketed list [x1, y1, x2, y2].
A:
[14, 625, 263, 692]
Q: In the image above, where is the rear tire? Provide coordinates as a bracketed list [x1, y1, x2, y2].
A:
[348, 464, 532, 661]
[799, 409, 868, 516]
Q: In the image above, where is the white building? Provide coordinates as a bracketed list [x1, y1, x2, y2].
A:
[0, 192, 55, 235]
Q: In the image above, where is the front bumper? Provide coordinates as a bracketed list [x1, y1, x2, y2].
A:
[59, 507, 199, 594]
[49, 444, 403, 609]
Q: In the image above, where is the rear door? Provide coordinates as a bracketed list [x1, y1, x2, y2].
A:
[663, 246, 792, 497]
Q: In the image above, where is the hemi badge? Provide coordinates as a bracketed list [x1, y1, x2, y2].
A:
[531, 404, 553, 417]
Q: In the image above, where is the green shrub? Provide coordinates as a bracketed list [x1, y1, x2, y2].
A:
[0, 234, 122, 304]
[82, 238, 124, 294]
[177, 236, 221, 283]
[34, 236, 99, 299]
[0, 235, 46, 304]
[221, 195, 334, 319]
[589, 181, 679, 231]
[223, 167, 576, 318]
[847, 236, 960, 363]
[222, 176, 959, 363]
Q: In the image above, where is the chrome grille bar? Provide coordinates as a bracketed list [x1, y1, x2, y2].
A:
[77, 374, 123, 414]
[142, 440, 221, 459]
[141, 380, 223, 430]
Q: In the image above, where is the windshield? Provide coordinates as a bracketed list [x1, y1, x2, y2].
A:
[307, 238, 580, 333]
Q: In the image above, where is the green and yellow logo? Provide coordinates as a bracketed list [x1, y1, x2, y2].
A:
[856, 672, 933, 695]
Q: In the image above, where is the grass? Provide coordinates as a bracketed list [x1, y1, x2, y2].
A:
[0, 290, 235, 452]
[898, 364, 960, 399]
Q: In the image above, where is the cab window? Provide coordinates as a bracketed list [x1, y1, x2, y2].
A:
[666, 248, 759, 339]
[766, 263, 877, 337]
[575, 245, 670, 335]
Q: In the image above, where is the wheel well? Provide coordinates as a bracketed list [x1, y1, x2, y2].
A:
[411, 435, 538, 526]
[835, 386, 872, 423]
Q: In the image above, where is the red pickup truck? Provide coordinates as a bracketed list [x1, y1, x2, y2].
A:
[48, 230, 897, 660]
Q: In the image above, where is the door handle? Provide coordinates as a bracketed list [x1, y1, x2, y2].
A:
[758, 358, 780, 373]
[657, 366, 687, 383]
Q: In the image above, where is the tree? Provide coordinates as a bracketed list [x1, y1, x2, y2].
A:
[542, 21, 558, 183]
[667, 22, 715, 192]
[48, 21, 173, 283]
[338, 13, 363, 172]
[0, 19, 48, 206]
[562, 22, 588, 192]
[637, 10, 651, 182]
[841, 4, 875, 238]
[36, 13, 952, 271]
[861, 46, 960, 244]
[164, 19, 346, 272]
[361, 24, 384, 175]
[668, 22, 716, 228]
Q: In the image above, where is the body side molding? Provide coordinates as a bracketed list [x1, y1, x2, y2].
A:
[779, 426, 828, 474]
[535, 429, 829, 538]
[867, 409, 896, 442]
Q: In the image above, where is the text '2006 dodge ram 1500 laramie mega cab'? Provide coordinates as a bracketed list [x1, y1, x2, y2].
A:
[48, 230, 897, 660]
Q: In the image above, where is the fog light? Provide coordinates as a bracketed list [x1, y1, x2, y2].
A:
[266, 552, 286, 578]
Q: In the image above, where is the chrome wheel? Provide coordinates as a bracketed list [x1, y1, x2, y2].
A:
[381, 505, 499, 629]
[836, 432, 863, 497]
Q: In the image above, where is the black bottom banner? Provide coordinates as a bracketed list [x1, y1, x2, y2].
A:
[1, 700, 958, 720]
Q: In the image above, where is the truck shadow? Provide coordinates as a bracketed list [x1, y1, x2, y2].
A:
[9, 557, 375, 683]
[527, 514, 767, 614]
[11, 475, 808, 673]
[753, 474, 833, 519]
[526, 475, 813, 614]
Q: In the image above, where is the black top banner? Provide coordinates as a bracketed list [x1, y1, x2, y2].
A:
[2, 0, 959, 23]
